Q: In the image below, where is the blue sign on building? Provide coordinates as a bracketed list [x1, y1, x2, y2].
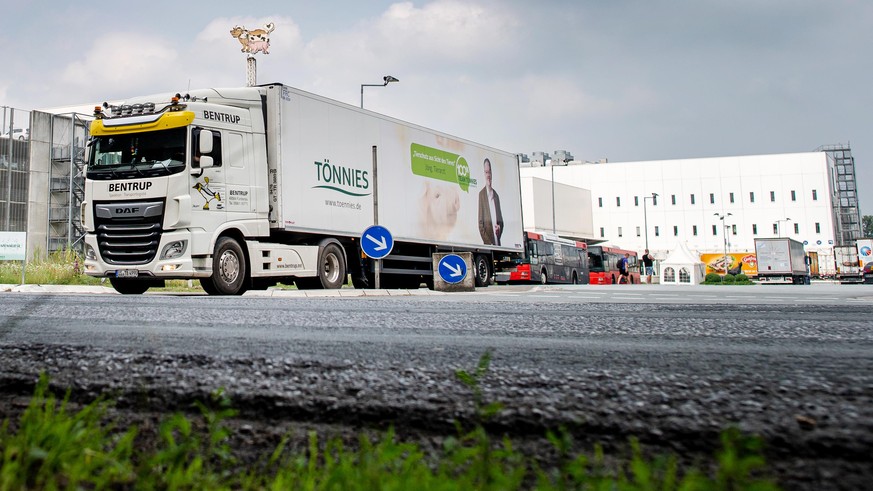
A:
[438, 254, 467, 284]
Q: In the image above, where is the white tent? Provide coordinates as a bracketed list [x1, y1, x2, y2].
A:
[659, 242, 706, 285]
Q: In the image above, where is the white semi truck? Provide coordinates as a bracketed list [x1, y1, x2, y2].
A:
[81, 84, 524, 294]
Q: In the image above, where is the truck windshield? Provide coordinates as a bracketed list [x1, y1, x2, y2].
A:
[86, 127, 187, 180]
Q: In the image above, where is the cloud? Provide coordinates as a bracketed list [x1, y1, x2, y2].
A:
[60, 33, 179, 102]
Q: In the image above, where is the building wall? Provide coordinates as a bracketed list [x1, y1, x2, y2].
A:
[520, 152, 838, 272]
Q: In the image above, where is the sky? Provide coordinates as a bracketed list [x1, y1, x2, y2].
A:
[2, 0, 871, 214]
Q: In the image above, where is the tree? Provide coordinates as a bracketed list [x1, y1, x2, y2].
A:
[864, 215, 873, 238]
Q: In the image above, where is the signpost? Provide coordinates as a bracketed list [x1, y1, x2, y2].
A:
[437, 254, 467, 284]
[361, 225, 393, 289]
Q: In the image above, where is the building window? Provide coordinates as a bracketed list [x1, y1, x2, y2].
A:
[690, 194, 696, 205]
[663, 267, 675, 282]
[729, 192, 735, 203]
[752, 224, 758, 235]
[791, 190, 796, 201]
[812, 189, 818, 201]
[709, 193, 715, 204]
[815, 222, 821, 233]
[636, 226, 641, 237]
[692, 225, 698, 236]
[616, 197, 621, 207]
[731, 224, 737, 235]
[772, 223, 778, 234]
[673, 225, 679, 236]
[634, 196, 639, 206]
[600, 227, 605, 238]
[654, 226, 660, 237]
[794, 223, 799, 234]
[598, 197, 603, 207]
[750, 191, 755, 203]
[618, 226, 623, 237]
[770, 191, 775, 202]
[712, 225, 717, 235]
[671, 195, 676, 205]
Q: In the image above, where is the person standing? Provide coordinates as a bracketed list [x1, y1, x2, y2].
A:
[478, 158, 503, 245]
[642, 249, 655, 284]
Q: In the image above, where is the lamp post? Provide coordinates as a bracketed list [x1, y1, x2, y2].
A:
[550, 151, 571, 234]
[714, 213, 732, 274]
[360, 75, 399, 108]
[776, 217, 791, 237]
[643, 193, 658, 250]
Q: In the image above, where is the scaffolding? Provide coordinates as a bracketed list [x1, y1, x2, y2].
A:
[818, 143, 862, 246]
[47, 113, 90, 254]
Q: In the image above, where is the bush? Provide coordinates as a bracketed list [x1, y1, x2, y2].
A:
[735, 274, 751, 284]
[722, 274, 737, 284]
[704, 273, 722, 284]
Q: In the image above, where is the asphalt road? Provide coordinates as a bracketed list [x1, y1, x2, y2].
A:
[1, 283, 872, 490]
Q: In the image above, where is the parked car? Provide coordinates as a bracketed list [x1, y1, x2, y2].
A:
[0, 128, 28, 140]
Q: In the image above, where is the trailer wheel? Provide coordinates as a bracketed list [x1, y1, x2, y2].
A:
[312, 242, 346, 289]
[208, 237, 248, 295]
[109, 278, 152, 295]
[474, 254, 491, 287]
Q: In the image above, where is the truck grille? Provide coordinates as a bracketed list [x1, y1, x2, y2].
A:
[94, 200, 164, 265]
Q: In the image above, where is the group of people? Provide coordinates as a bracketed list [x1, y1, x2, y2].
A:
[618, 249, 656, 284]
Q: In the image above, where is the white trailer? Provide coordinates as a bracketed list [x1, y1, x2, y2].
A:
[754, 238, 809, 284]
[82, 84, 523, 294]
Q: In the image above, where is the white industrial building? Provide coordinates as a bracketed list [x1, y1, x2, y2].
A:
[519, 147, 862, 276]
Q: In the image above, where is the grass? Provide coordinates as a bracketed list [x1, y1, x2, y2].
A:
[0, 362, 782, 490]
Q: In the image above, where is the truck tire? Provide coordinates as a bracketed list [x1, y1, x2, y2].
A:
[208, 236, 248, 295]
[301, 242, 346, 289]
[540, 269, 548, 285]
[474, 254, 491, 287]
[109, 278, 152, 295]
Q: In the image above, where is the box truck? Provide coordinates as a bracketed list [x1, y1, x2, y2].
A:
[753, 238, 809, 284]
[834, 244, 863, 284]
[81, 84, 524, 294]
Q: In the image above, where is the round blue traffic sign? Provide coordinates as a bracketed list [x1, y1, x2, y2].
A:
[438, 254, 467, 284]
[361, 225, 393, 259]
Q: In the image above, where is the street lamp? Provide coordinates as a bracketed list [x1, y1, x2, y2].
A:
[643, 193, 658, 250]
[776, 217, 791, 237]
[714, 213, 732, 274]
[360, 75, 399, 108]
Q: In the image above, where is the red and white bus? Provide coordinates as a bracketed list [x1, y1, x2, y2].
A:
[587, 245, 640, 284]
[495, 232, 589, 284]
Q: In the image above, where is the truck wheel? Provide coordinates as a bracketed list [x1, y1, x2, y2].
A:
[572, 272, 579, 284]
[199, 279, 219, 295]
[109, 278, 151, 295]
[315, 243, 346, 289]
[209, 237, 248, 295]
[474, 254, 491, 287]
[540, 269, 548, 285]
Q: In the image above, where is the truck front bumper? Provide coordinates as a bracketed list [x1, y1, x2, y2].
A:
[82, 231, 210, 279]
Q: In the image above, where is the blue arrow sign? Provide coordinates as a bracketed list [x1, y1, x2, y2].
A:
[361, 225, 394, 259]
[438, 254, 467, 284]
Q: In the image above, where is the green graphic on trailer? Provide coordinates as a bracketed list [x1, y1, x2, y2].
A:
[410, 143, 472, 192]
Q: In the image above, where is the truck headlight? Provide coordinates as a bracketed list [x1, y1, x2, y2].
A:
[85, 244, 97, 260]
[161, 240, 187, 260]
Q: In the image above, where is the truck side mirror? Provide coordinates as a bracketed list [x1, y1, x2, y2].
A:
[198, 155, 214, 169]
[199, 130, 214, 154]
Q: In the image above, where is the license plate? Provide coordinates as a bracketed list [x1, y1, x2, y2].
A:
[116, 269, 139, 278]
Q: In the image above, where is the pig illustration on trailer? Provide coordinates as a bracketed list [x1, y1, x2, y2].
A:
[418, 181, 460, 240]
